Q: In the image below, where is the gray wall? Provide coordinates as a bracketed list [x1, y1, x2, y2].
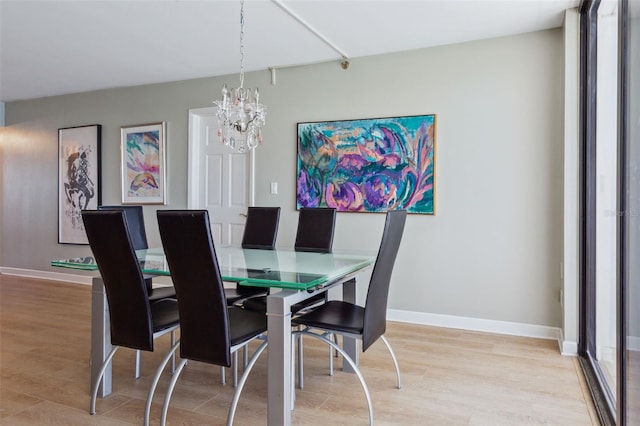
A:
[1, 29, 564, 328]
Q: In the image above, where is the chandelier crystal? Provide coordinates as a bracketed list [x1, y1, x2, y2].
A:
[214, 0, 266, 153]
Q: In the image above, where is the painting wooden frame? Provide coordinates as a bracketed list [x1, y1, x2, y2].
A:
[296, 114, 436, 214]
[120, 122, 167, 205]
[58, 124, 102, 244]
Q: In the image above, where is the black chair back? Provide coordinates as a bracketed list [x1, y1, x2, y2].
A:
[82, 210, 154, 351]
[241, 207, 281, 249]
[157, 210, 232, 367]
[362, 210, 407, 351]
[294, 207, 336, 253]
[98, 205, 148, 250]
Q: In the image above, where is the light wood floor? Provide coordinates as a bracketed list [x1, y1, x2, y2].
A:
[0, 275, 598, 425]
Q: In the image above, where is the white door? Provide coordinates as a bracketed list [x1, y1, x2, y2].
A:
[188, 107, 255, 245]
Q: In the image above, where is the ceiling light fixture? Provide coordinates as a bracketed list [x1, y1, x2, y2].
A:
[214, 0, 266, 153]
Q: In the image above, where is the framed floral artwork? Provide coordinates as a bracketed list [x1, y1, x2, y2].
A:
[120, 122, 167, 205]
[296, 114, 436, 214]
[58, 124, 102, 244]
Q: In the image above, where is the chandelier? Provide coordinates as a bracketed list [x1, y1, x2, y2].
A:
[214, 0, 266, 153]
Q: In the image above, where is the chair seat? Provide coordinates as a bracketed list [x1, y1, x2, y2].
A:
[292, 300, 364, 335]
[150, 299, 180, 333]
[240, 295, 267, 311]
[148, 285, 176, 302]
[228, 306, 267, 346]
[224, 286, 268, 305]
[242, 292, 326, 314]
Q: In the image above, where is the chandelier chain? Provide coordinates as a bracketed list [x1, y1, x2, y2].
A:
[214, 0, 265, 153]
[239, 0, 245, 89]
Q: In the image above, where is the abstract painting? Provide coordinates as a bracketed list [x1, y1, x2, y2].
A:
[297, 114, 436, 214]
[58, 124, 101, 244]
[120, 122, 166, 204]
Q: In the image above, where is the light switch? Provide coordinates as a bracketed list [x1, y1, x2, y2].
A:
[270, 182, 278, 195]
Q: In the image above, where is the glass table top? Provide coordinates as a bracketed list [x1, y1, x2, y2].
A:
[51, 247, 375, 290]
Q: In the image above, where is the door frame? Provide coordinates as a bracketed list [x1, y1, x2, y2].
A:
[187, 106, 256, 209]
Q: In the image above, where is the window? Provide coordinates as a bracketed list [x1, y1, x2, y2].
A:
[578, 1, 639, 424]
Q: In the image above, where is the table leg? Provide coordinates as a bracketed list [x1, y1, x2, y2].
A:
[266, 294, 293, 426]
[342, 278, 359, 373]
[91, 277, 112, 397]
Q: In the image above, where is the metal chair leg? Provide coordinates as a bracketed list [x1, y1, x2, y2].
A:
[144, 340, 180, 426]
[233, 350, 238, 388]
[294, 330, 373, 426]
[227, 340, 268, 426]
[160, 358, 189, 426]
[297, 329, 338, 385]
[135, 349, 141, 379]
[90, 346, 119, 415]
[170, 330, 176, 374]
[291, 334, 296, 408]
[380, 335, 402, 389]
[297, 332, 304, 388]
[328, 337, 334, 376]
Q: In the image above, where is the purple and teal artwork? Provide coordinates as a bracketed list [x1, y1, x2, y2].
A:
[297, 114, 436, 214]
[120, 122, 166, 205]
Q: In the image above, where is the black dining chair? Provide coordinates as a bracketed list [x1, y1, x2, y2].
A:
[242, 207, 336, 311]
[291, 210, 407, 425]
[97, 205, 175, 299]
[292, 207, 339, 386]
[241, 206, 281, 248]
[293, 207, 337, 253]
[150, 210, 268, 426]
[97, 205, 148, 250]
[224, 206, 281, 306]
[241, 207, 337, 388]
[97, 204, 176, 379]
[81, 210, 179, 416]
[292, 207, 337, 313]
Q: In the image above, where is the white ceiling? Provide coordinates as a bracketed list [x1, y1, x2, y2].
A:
[0, 0, 578, 103]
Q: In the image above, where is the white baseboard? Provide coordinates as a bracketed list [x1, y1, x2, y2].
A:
[0, 267, 93, 285]
[557, 329, 578, 356]
[0, 267, 176, 287]
[388, 308, 573, 354]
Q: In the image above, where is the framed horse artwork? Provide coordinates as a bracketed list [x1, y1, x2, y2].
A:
[58, 124, 102, 244]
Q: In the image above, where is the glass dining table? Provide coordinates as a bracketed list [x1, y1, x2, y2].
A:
[52, 246, 375, 425]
